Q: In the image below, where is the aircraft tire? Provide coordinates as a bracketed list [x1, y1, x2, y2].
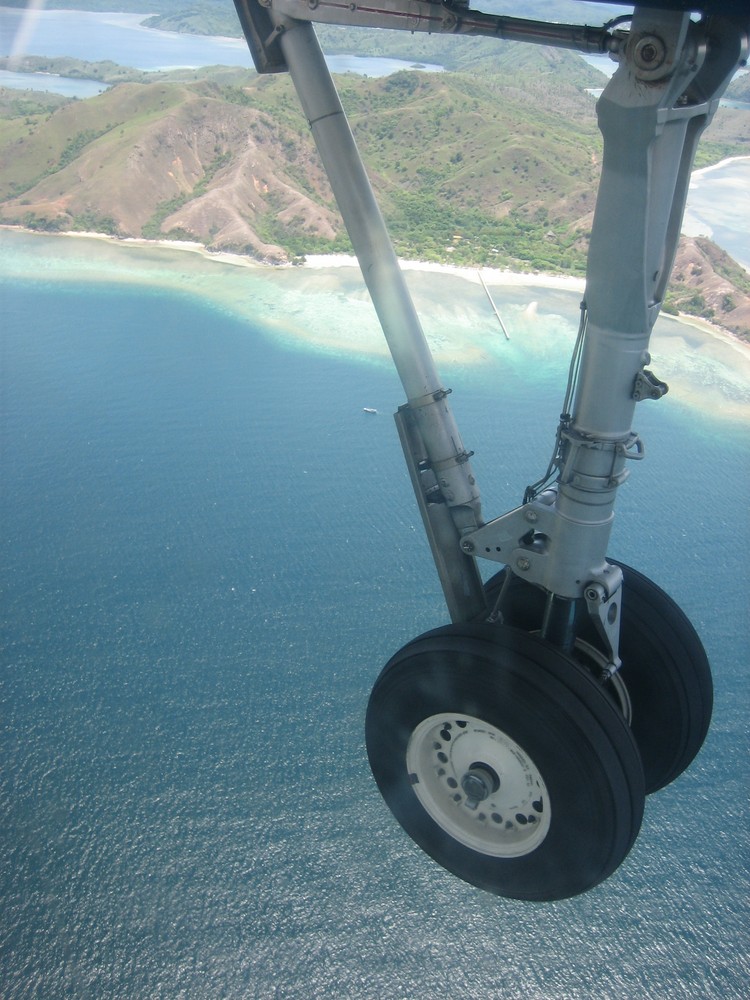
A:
[365, 623, 644, 901]
[483, 560, 713, 794]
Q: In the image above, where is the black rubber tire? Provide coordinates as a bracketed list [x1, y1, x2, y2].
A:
[483, 561, 713, 793]
[365, 623, 645, 901]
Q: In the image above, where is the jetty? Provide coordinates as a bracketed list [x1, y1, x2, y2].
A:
[478, 270, 510, 341]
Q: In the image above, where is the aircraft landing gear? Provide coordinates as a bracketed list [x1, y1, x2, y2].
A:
[365, 624, 645, 901]
[235, 1, 747, 898]
[483, 562, 713, 794]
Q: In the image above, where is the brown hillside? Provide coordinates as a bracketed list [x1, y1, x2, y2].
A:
[0, 80, 340, 261]
[670, 237, 750, 341]
[161, 108, 339, 259]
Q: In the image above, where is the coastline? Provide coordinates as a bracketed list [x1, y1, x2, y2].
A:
[689, 153, 750, 180]
[301, 252, 587, 294]
[6, 222, 743, 334]
[37, 229, 589, 293]
[2, 225, 749, 421]
[22, 226, 750, 353]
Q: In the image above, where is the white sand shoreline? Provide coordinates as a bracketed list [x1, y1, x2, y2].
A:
[52, 229, 588, 292]
[2, 224, 747, 358]
[301, 253, 588, 293]
[0, 224, 584, 287]
[690, 153, 750, 181]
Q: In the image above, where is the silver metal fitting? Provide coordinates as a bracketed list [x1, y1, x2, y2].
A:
[633, 368, 669, 402]
[632, 33, 667, 73]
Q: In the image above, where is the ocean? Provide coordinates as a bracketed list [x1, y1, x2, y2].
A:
[1, 229, 748, 998]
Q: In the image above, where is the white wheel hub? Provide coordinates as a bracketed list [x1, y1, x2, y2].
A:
[406, 713, 551, 857]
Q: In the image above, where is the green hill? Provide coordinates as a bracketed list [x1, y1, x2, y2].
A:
[0, 61, 604, 272]
[0, 54, 748, 334]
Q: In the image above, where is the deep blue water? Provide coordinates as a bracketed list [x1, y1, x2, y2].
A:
[1, 269, 749, 997]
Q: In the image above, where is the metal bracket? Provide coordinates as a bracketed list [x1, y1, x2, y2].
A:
[633, 368, 669, 402]
[462, 491, 617, 600]
[234, 0, 288, 73]
[584, 573, 623, 677]
[395, 404, 487, 624]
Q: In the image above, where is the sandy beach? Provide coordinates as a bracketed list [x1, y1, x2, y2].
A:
[55, 231, 588, 292]
[302, 252, 587, 293]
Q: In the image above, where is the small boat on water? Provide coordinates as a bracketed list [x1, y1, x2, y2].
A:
[363, 407, 378, 414]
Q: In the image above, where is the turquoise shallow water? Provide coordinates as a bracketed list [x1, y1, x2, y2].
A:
[1, 233, 749, 998]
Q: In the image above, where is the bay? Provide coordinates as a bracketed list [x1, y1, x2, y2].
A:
[0, 7, 442, 77]
[0, 66, 109, 97]
[1, 228, 749, 998]
[0, 9, 253, 70]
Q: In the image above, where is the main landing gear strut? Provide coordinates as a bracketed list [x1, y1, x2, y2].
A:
[234, 1, 748, 899]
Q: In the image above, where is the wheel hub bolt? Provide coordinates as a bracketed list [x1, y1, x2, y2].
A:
[461, 765, 499, 806]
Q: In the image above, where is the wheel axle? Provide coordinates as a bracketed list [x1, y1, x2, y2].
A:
[461, 764, 500, 808]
